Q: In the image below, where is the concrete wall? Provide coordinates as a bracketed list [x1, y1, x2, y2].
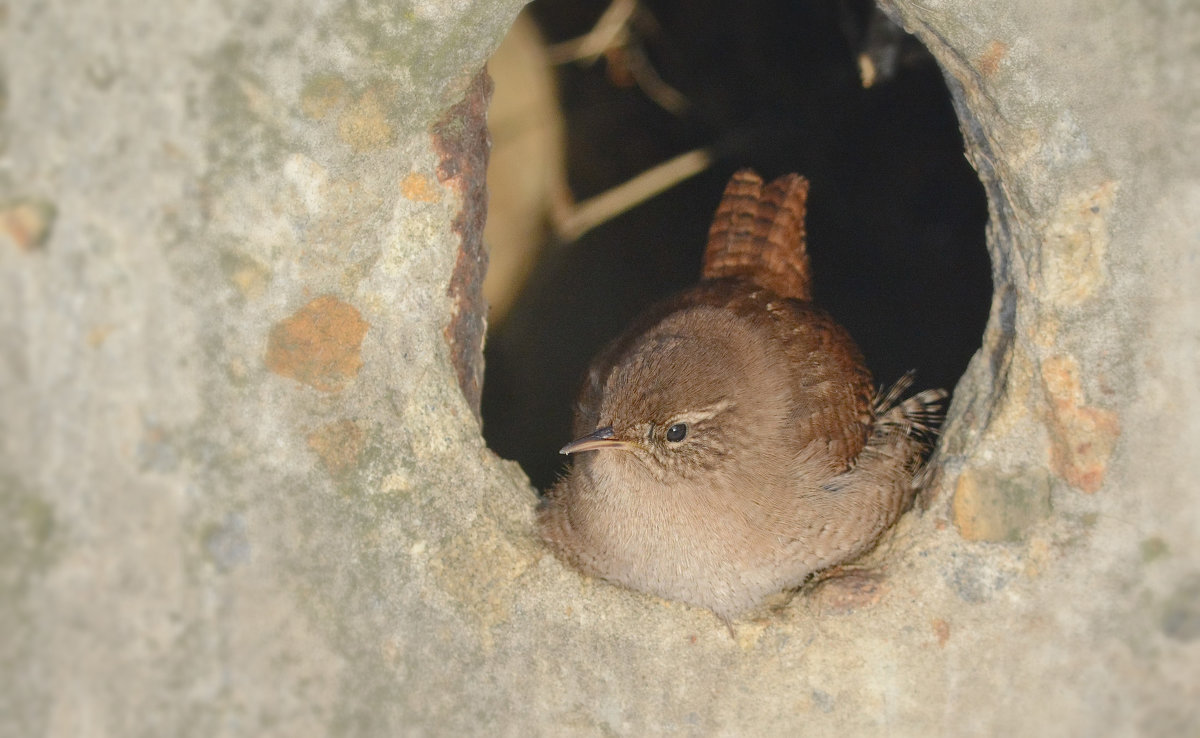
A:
[1, 0, 1196, 735]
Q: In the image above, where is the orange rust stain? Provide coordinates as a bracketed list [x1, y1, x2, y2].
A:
[977, 40, 1009, 77]
[952, 470, 989, 541]
[266, 295, 369, 392]
[931, 618, 951, 648]
[1041, 355, 1120, 493]
[307, 418, 366, 475]
[400, 172, 443, 203]
[0, 200, 55, 252]
[432, 70, 492, 419]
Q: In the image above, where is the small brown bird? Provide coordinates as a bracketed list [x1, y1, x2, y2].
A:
[538, 170, 945, 625]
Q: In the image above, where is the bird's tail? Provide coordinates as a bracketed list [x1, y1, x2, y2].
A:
[872, 371, 948, 447]
[857, 372, 948, 514]
[702, 169, 814, 301]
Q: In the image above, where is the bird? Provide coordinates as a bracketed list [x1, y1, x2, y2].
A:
[537, 169, 946, 626]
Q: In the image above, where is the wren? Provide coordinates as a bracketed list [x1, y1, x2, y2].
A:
[537, 170, 946, 625]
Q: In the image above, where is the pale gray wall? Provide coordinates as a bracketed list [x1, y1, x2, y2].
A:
[1, 1, 1197, 735]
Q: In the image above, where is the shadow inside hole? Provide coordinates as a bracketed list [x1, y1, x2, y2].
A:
[481, 0, 991, 492]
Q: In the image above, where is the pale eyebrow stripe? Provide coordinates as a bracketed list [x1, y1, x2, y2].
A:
[671, 400, 735, 425]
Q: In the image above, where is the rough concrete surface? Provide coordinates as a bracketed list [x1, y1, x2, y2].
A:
[1, 0, 1197, 736]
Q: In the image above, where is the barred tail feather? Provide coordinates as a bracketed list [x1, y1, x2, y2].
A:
[852, 375, 948, 526]
[702, 170, 814, 301]
[873, 372, 948, 445]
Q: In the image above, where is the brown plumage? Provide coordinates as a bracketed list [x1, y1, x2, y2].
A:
[703, 171, 813, 301]
[538, 169, 946, 624]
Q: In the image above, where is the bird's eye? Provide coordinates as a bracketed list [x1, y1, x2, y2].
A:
[665, 423, 688, 442]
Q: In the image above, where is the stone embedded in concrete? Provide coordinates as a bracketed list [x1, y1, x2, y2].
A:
[1040, 353, 1121, 493]
[952, 466, 1054, 542]
[265, 295, 369, 392]
[0, 199, 55, 252]
[1160, 575, 1200, 643]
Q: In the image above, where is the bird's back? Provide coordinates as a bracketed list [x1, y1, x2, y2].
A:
[702, 169, 874, 470]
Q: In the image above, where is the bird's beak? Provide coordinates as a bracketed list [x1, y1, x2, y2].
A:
[559, 426, 630, 455]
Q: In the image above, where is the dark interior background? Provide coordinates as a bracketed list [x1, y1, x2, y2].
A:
[481, 0, 991, 491]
